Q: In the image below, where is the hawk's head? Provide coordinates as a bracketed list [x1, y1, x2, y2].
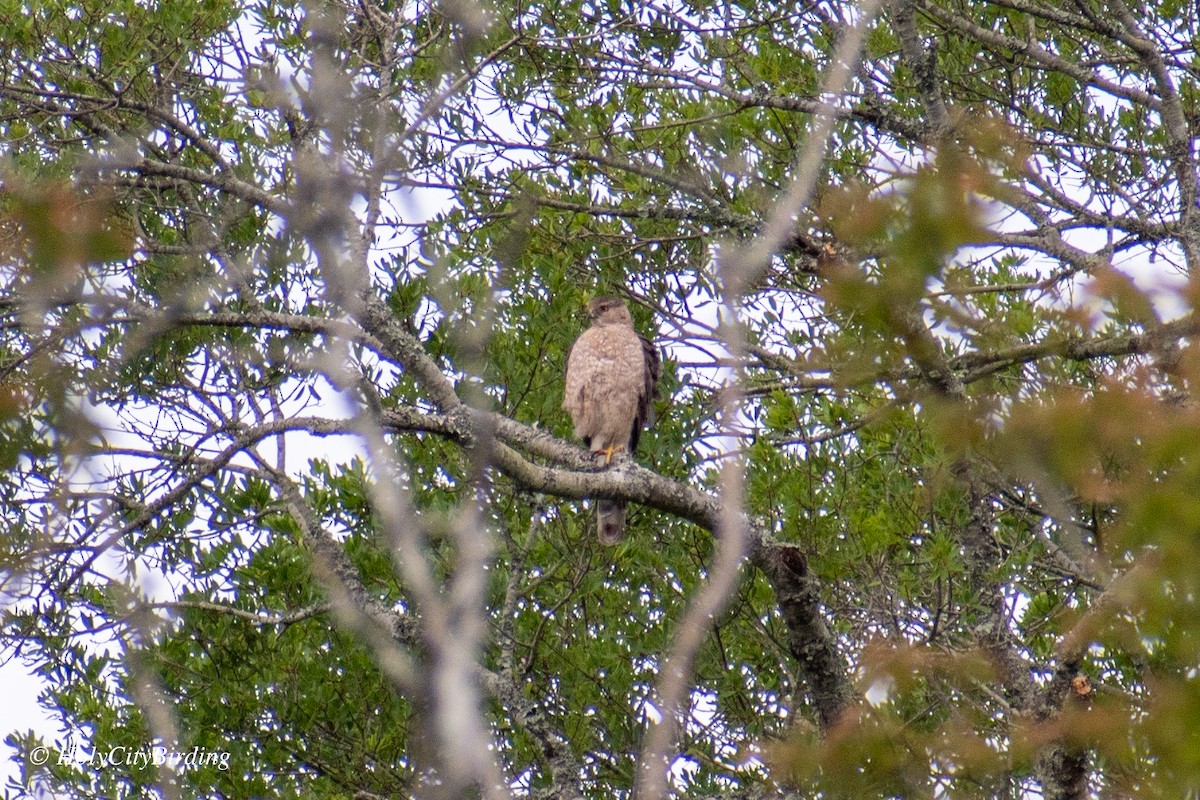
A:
[586, 296, 633, 326]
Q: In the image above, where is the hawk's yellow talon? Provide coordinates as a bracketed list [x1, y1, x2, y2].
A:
[595, 445, 624, 465]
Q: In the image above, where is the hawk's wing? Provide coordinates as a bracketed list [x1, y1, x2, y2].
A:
[629, 334, 661, 452]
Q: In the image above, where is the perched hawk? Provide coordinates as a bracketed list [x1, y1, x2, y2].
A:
[563, 296, 661, 545]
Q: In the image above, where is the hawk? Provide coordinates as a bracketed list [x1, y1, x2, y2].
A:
[563, 296, 661, 545]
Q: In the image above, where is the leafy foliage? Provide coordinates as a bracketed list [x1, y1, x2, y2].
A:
[2, 0, 1200, 798]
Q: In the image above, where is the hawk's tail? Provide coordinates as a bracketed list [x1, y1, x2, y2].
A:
[597, 499, 627, 545]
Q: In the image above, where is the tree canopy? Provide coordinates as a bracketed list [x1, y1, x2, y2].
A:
[3, 0, 1200, 797]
